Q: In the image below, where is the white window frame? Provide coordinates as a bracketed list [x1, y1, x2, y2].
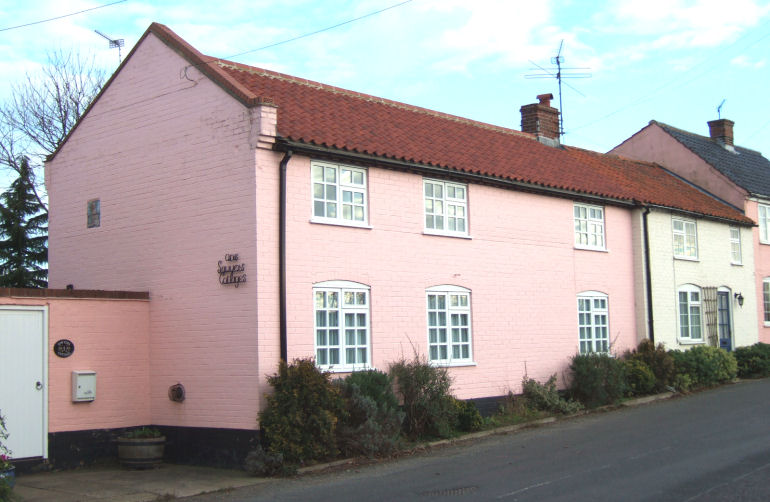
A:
[677, 284, 704, 343]
[729, 227, 742, 265]
[313, 280, 371, 372]
[759, 204, 770, 244]
[423, 179, 469, 237]
[426, 285, 473, 366]
[574, 203, 606, 251]
[672, 217, 698, 260]
[764, 278, 770, 326]
[577, 291, 610, 354]
[311, 161, 369, 227]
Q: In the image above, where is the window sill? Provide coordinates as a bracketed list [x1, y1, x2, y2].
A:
[310, 218, 373, 230]
[574, 245, 608, 253]
[673, 256, 699, 262]
[423, 229, 472, 239]
[319, 364, 374, 374]
[677, 339, 706, 345]
[430, 360, 477, 368]
[731, 262, 743, 266]
[764, 322, 770, 328]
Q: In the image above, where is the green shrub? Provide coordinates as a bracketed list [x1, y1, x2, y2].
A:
[568, 353, 627, 408]
[336, 371, 404, 457]
[623, 359, 656, 396]
[734, 343, 770, 378]
[624, 339, 675, 392]
[244, 445, 292, 476]
[522, 375, 583, 414]
[488, 391, 543, 427]
[452, 398, 483, 432]
[259, 358, 345, 465]
[669, 346, 737, 389]
[389, 355, 457, 439]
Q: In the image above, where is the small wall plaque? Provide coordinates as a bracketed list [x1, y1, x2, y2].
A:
[54, 339, 75, 358]
[218, 253, 246, 288]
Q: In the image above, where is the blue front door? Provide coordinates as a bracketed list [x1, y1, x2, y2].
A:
[717, 292, 732, 351]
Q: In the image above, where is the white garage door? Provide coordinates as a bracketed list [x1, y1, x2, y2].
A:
[0, 306, 47, 459]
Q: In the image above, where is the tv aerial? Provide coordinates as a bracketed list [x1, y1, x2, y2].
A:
[94, 30, 125, 64]
[525, 40, 591, 140]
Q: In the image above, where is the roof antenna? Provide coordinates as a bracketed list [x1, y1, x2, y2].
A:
[94, 30, 125, 64]
[717, 99, 726, 119]
[526, 40, 591, 141]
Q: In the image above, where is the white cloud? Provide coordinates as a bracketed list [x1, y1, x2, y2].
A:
[731, 54, 767, 68]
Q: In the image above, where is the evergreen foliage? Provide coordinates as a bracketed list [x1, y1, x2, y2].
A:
[0, 157, 47, 287]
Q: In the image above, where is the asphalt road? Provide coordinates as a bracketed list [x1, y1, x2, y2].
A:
[188, 379, 770, 501]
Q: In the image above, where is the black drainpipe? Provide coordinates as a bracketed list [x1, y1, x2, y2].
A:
[642, 206, 655, 344]
[279, 149, 293, 362]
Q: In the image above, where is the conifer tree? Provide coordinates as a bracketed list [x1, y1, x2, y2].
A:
[0, 157, 47, 287]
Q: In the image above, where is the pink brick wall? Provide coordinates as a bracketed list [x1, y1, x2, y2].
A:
[47, 33, 262, 429]
[748, 200, 770, 342]
[0, 296, 150, 432]
[267, 156, 638, 397]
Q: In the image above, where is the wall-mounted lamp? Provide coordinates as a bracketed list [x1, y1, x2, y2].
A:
[734, 292, 744, 307]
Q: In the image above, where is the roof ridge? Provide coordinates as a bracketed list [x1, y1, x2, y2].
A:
[217, 60, 535, 140]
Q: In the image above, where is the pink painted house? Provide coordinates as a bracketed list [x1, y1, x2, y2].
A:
[612, 120, 770, 343]
[35, 23, 751, 466]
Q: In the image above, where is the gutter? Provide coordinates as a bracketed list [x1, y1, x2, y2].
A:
[642, 207, 655, 344]
[279, 149, 293, 362]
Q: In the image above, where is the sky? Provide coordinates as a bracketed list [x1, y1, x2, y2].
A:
[1, 0, 770, 165]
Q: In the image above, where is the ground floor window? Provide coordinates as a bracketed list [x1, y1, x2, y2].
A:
[764, 279, 770, 324]
[577, 292, 609, 354]
[678, 284, 703, 341]
[426, 285, 472, 364]
[313, 281, 370, 371]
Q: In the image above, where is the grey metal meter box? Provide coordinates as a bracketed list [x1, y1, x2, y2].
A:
[72, 370, 96, 402]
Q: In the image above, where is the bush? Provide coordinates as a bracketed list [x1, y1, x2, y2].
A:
[244, 445, 291, 476]
[569, 353, 627, 408]
[521, 375, 583, 414]
[258, 358, 345, 465]
[336, 370, 404, 457]
[669, 346, 737, 390]
[734, 343, 770, 378]
[452, 398, 483, 432]
[389, 355, 457, 439]
[624, 339, 676, 392]
[623, 359, 656, 397]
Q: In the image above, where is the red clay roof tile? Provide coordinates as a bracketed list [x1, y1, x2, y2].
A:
[151, 23, 752, 225]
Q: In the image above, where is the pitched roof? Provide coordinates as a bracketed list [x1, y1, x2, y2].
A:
[654, 121, 770, 199]
[76, 23, 754, 226]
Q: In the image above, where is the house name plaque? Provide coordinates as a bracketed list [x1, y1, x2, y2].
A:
[54, 339, 75, 358]
[218, 253, 246, 287]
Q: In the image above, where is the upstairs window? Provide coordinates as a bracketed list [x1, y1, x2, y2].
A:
[673, 217, 698, 259]
[574, 203, 605, 250]
[87, 199, 100, 228]
[313, 281, 370, 371]
[426, 286, 472, 365]
[729, 227, 742, 264]
[312, 161, 368, 226]
[424, 180, 468, 236]
[759, 204, 770, 244]
[577, 292, 609, 354]
[678, 285, 703, 341]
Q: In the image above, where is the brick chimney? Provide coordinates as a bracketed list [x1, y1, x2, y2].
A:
[707, 118, 734, 147]
[520, 93, 560, 146]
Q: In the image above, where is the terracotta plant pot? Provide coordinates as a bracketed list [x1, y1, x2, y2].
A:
[117, 436, 165, 469]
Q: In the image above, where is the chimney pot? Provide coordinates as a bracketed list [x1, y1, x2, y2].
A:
[707, 118, 735, 147]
